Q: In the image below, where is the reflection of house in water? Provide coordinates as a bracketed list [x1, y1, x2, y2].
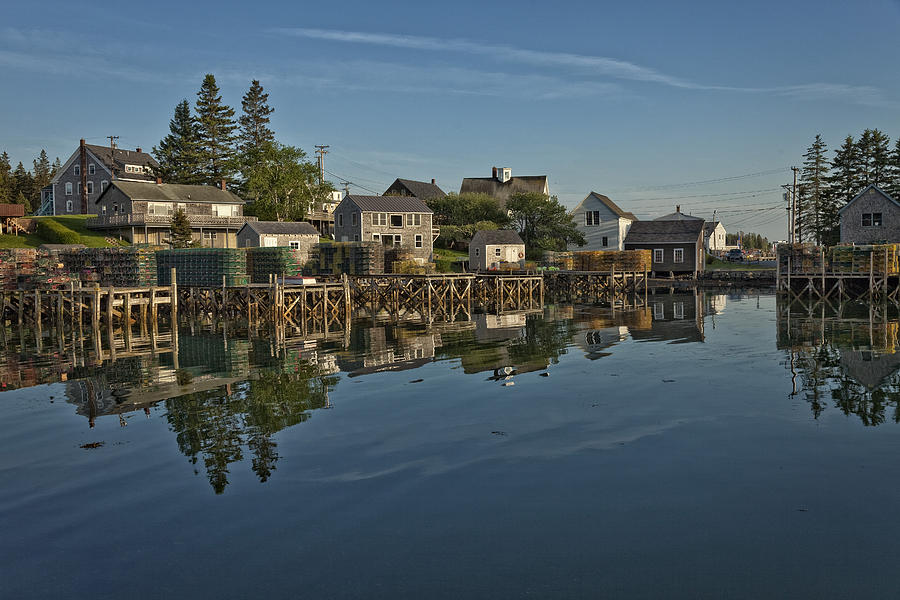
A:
[340, 325, 444, 376]
[570, 307, 652, 359]
[630, 290, 705, 344]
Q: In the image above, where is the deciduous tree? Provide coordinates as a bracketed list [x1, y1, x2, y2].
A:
[507, 192, 585, 258]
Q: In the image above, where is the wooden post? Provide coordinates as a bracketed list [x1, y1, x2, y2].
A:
[34, 288, 41, 334]
[92, 284, 101, 332]
[870, 252, 875, 300]
[342, 273, 351, 321]
[170, 268, 178, 326]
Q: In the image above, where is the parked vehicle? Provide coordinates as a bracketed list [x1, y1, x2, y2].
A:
[726, 248, 744, 262]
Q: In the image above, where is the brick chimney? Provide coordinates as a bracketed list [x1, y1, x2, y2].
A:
[431, 178, 436, 185]
[136, 147, 142, 153]
[156, 177, 162, 185]
[676, 204, 681, 213]
[220, 179, 227, 191]
[492, 166, 498, 179]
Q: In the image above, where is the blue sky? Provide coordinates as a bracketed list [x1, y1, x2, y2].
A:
[2, 0, 899, 239]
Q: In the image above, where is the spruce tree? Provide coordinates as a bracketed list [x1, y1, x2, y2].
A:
[238, 80, 275, 155]
[798, 135, 831, 245]
[0, 151, 11, 203]
[826, 136, 861, 209]
[170, 208, 195, 248]
[11, 162, 33, 207]
[153, 100, 202, 184]
[51, 157, 61, 178]
[195, 74, 237, 186]
[887, 138, 900, 198]
[857, 128, 891, 187]
[33, 150, 52, 188]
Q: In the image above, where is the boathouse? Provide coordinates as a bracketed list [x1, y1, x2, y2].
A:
[839, 185, 900, 244]
[623, 220, 705, 277]
[469, 229, 525, 271]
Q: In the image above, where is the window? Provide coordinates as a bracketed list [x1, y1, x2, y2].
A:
[66, 200, 73, 212]
[86, 181, 94, 194]
[289, 241, 301, 250]
[674, 302, 684, 320]
[874, 213, 883, 226]
[415, 234, 423, 248]
[653, 302, 664, 320]
[148, 202, 173, 216]
[88, 164, 95, 175]
[77, 183, 82, 195]
[338, 214, 343, 227]
[101, 180, 108, 192]
[495, 248, 501, 257]
[585, 210, 601, 226]
[372, 234, 381, 241]
[351, 212, 358, 226]
[406, 213, 421, 226]
[101, 206, 107, 214]
[390, 214, 403, 227]
[475, 248, 480, 257]
[653, 248, 664, 263]
[73, 164, 80, 176]
[65, 182, 73, 196]
[213, 204, 238, 217]
[862, 212, 882, 227]
[354, 234, 360, 242]
[393, 234, 402, 246]
[203, 231, 217, 241]
[374, 213, 387, 226]
[673, 248, 684, 263]
[602, 236, 608, 247]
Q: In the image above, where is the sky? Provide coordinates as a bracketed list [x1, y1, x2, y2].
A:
[2, 0, 900, 240]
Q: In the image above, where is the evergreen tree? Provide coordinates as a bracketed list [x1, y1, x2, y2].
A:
[51, 157, 61, 178]
[195, 74, 238, 186]
[857, 128, 891, 187]
[153, 99, 202, 184]
[15, 191, 31, 213]
[797, 135, 831, 245]
[238, 80, 275, 155]
[170, 208, 195, 248]
[888, 138, 900, 198]
[11, 162, 34, 207]
[32, 150, 52, 187]
[0, 151, 11, 203]
[826, 135, 862, 211]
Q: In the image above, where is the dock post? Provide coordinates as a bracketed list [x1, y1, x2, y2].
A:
[92, 284, 100, 332]
[170, 268, 178, 326]
[34, 288, 41, 333]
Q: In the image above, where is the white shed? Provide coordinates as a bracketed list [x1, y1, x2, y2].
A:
[469, 229, 525, 271]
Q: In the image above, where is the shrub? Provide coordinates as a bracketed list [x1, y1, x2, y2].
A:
[36, 219, 81, 245]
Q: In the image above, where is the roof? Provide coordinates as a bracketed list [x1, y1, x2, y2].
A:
[471, 229, 524, 246]
[837, 184, 900, 214]
[344, 195, 433, 213]
[459, 175, 549, 208]
[654, 210, 704, 221]
[623, 220, 705, 244]
[240, 221, 320, 236]
[0, 204, 25, 217]
[574, 192, 637, 220]
[95, 180, 244, 204]
[85, 144, 158, 181]
[703, 221, 723, 234]
[385, 178, 446, 200]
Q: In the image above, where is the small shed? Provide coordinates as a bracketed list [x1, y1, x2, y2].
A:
[839, 185, 900, 244]
[0, 203, 25, 234]
[237, 221, 320, 251]
[469, 229, 525, 271]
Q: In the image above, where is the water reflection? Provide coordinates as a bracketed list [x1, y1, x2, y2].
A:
[778, 297, 900, 425]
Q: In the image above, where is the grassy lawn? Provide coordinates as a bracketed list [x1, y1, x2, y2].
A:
[0, 234, 42, 248]
[0, 216, 125, 249]
[706, 256, 773, 271]
[434, 247, 467, 273]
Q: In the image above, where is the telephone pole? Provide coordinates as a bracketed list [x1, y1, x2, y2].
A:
[340, 180, 351, 196]
[314, 145, 329, 185]
[791, 166, 799, 243]
[107, 135, 119, 151]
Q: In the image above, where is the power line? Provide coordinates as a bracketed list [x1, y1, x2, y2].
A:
[620, 187, 782, 203]
[610, 167, 790, 193]
[324, 168, 381, 195]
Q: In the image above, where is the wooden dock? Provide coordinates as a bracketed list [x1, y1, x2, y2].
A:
[543, 270, 648, 303]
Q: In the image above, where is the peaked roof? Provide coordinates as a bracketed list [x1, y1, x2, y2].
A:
[85, 144, 158, 181]
[837, 184, 900, 214]
[240, 221, 320, 236]
[459, 174, 548, 208]
[344, 195, 433, 213]
[703, 221, 723, 234]
[624, 220, 705, 244]
[575, 192, 637, 220]
[654, 210, 704, 221]
[471, 229, 524, 246]
[95, 180, 244, 204]
[385, 178, 446, 200]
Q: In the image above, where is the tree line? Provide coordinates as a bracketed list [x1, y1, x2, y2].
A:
[796, 128, 900, 245]
[726, 232, 769, 250]
[0, 150, 61, 213]
[154, 75, 334, 222]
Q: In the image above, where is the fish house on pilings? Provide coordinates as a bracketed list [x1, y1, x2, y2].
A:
[624, 219, 705, 278]
[839, 185, 900, 244]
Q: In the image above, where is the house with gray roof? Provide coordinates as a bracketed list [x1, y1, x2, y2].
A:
[237, 221, 321, 254]
[334, 195, 436, 261]
[623, 219, 705, 277]
[86, 180, 251, 247]
[653, 206, 704, 221]
[469, 229, 525, 271]
[38, 139, 159, 216]
[839, 185, 900, 244]
[384, 178, 446, 201]
[569, 192, 637, 251]
[459, 166, 549, 209]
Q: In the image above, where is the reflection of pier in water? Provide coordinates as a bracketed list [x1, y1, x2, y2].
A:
[777, 296, 900, 425]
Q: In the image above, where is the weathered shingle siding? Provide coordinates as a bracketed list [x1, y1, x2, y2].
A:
[334, 197, 434, 260]
[840, 187, 900, 244]
[569, 195, 632, 251]
[624, 239, 704, 275]
[52, 150, 111, 215]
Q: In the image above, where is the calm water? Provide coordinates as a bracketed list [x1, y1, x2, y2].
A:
[3, 290, 900, 598]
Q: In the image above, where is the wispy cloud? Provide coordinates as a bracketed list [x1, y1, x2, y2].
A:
[271, 27, 894, 106]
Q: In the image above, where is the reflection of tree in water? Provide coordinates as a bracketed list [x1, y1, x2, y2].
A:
[164, 362, 338, 494]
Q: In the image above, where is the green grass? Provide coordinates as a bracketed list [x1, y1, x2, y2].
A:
[0, 215, 126, 249]
[434, 248, 467, 273]
[706, 256, 773, 271]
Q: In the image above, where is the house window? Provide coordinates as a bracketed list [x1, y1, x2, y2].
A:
[65, 182, 73, 196]
[393, 234, 402, 246]
[101, 206, 107, 214]
[213, 204, 238, 217]
[372, 234, 380, 241]
[86, 181, 94, 194]
[148, 202, 173, 216]
[289, 241, 301, 250]
[374, 213, 387, 226]
[585, 210, 601, 226]
[77, 183, 82, 195]
[203, 232, 217, 242]
[653, 248, 664, 263]
[406, 213, 421, 226]
[475, 248, 480, 257]
[354, 234, 360, 242]
[495, 248, 501, 257]
[602, 236, 608, 247]
[673, 248, 684, 263]
[73, 164, 80, 176]
[415, 234, 423, 248]
[390, 214, 403, 227]
[338, 214, 343, 227]
[653, 303, 664, 320]
[66, 200, 73, 213]
[874, 213, 883, 226]
[674, 302, 684, 320]
[351, 212, 358, 226]
[88, 164, 95, 175]
[863, 212, 883, 227]
[101, 180, 108, 192]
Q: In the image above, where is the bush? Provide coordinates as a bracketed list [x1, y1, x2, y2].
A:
[36, 219, 81, 245]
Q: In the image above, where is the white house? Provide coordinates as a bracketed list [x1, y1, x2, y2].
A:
[568, 192, 637, 251]
[703, 221, 727, 252]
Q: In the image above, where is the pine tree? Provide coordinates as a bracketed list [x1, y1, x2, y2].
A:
[826, 135, 861, 208]
[170, 208, 195, 248]
[797, 135, 831, 244]
[238, 80, 275, 155]
[153, 99, 202, 184]
[887, 138, 900, 199]
[51, 157, 61, 178]
[11, 162, 34, 207]
[195, 74, 238, 186]
[0, 151, 11, 203]
[857, 128, 891, 187]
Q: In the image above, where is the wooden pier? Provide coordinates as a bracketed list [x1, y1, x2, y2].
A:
[543, 270, 648, 303]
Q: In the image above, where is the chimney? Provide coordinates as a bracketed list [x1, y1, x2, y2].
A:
[136, 147, 142, 153]
[492, 166, 498, 179]
[431, 178, 436, 185]
[156, 177, 162, 185]
[676, 204, 681, 213]
[220, 179, 227, 191]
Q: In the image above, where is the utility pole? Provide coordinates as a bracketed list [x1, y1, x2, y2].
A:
[782, 186, 792, 243]
[79, 138, 88, 215]
[107, 135, 119, 151]
[791, 166, 799, 243]
[107, 136, 120, 181]
[340, 180, 351, 196]
[314, 145, 329, 185]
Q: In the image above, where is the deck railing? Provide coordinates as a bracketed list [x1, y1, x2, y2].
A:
[86, 214, 256, 229]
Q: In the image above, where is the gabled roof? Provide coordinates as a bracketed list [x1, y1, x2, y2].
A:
[573, 192, 637, 220]
[385, 178, 446, 200]
[654, 210, 704, 221]
[703, 221, 723, 234]
[240, 221, 320, 236]
[459, 175, 549, 208]
[95, 180, 244, 204]
[344, 195, 433, 213]
[624, 220, 705, 244]
[837, 184, 900, 214]
[85, 144, 158, 176]
[471, 229, 524, 246]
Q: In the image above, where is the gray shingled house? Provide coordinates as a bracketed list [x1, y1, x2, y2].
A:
[384, 178, 446, 201]
[333, 195, 436, 261]
[459, 166, 549, 209]
[839, 185, 900, 244]
[469, 229, 525, 271]
[237, 221, 321, 253]
[569, 192, 637, 251]
[87, 180, 250, 247]
[624, 220, 705, 277]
